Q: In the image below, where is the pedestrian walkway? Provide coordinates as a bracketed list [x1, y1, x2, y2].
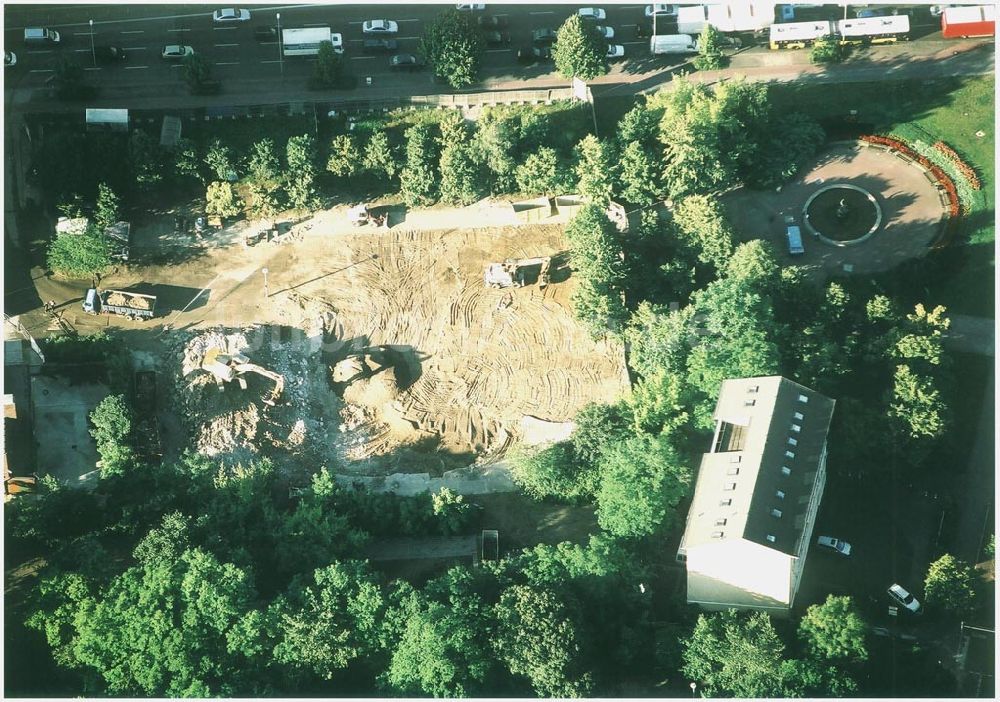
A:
[945, 314, 995, 357]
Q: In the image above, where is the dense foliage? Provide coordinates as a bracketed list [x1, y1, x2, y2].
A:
[552, 15, 608, 81]
[419, 9, 485, 89]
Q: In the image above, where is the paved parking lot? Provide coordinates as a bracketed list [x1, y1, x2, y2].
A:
[31, 375, 108, 486]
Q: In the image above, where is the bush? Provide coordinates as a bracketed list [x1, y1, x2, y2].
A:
[810, 36, 844, 64]
[693, 25, 727, 71]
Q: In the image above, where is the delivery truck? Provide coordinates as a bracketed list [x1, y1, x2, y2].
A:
[941, 5, 995, 38]
[82, 288, 157, 320]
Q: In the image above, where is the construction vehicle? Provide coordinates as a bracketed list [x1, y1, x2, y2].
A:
[132, 370, 163, 462]
[201, 348, 285, 406]
[483, 256, 552, 289]
[348, 204, 387, 228]
[82, 288, 157, 320]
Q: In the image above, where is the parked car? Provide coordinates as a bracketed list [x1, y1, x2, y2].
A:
[855, 7, 895, 17]
[162, 45, 195, 59]
[786, 225, 804, 255]
[389, 53, 423, 70]
[484, 30, 510, 46]
[253, 25, 278, 41]
[887, 584, 922, 614]
[477, 15, 507, 28]
[606, 44, 625, 58]
[578, 7, 607, 21]
[94, 46, 127, 62]
[4, 51, 16, 68]
[531, 28, 558, 45]
[363, 38, 399, 53]
[816, 535, 852, 556]
[645, 4, 679, 17]
[363, 19, 399, 35]
[929, 4, 959, 16]
[456, 3, 486, 9]
[517, 46, 552, 63]
[212, 8, 250, 23]
[594, 25, 615, 39]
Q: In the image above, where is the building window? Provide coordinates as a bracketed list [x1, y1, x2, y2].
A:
[781, 466, 791, 476]
[798, 394, 809, 403]
[744, 399, 756, 407]
[785, 450, 795, 459]
[766, 534, 776, 543]
[727, 466, 740, 476]
[715, 518, 728, 526]
[791, 424, 801, 433]
[711, 531, 724, 539]
[730, 454, 742, 463]
[748, 385, 759, 394]
[724, 482, 736, 491]
[719, 498, 732, 506]
[794, 411, 804, 421]
[771, 508, 783, 518]
[776, 489, 785, 499]
[787, 437, 798, 446]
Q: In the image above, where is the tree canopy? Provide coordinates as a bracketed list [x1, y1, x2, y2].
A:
[419, 9, 485, 89]
[552, 14, 608, 80]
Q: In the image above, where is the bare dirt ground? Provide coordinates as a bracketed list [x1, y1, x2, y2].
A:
[136, 218, 628, 481]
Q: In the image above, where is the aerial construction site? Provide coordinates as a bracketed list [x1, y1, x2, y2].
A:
[157, 215, 629, 485]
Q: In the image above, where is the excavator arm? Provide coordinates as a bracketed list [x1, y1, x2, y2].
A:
[234, 363, 285, 406]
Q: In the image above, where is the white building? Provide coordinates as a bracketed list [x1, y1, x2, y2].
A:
[678, 376, 834, 615]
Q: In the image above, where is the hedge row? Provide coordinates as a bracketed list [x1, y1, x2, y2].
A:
[859, 134, 960, 218]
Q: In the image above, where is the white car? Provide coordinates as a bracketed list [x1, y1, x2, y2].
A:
[816, 535, 851, 556]
[578, 7, 606, 21]
[212, 8, 250, 23]
[363, 19, 399, 34]
[606, 44, 625, 58]
[594, 25, 614, 39]
[645, 4, 679, 17]
[456, 3, 486, 9]
[887, 584, 922, 614]
[161, 45, 195, 59]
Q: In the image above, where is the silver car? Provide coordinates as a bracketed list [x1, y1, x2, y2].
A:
[162, 45, 195, 59]
[363, 19, 399, 34]
[816, 535, 851, 556]
[887, 584, 922, 614]
[212, 8, 250, 22]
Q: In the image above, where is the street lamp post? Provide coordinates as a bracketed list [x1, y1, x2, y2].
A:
[262, 267, 270, 299]
[690, 682, 697, 698]
[276, 13, 283, 78]
[89, 19, 96, 68]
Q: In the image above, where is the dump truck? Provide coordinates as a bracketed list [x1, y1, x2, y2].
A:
[201, 348, 285, 406]
[132, 370, 163, 462]
[82, 288, 157, 320]
[483, 257, 552, 289]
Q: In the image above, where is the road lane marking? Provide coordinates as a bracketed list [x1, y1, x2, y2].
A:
[622, 41, 647, 45]
[303, 22, 328, 27]
[73, 32, 94, 36]
[83, 67, 101, 71]
[530, 11, 555, 14]
[351, 56, 376, 60]
[28, 69, 54, 73]
[399, 19, 420, 22]
[215, 43, 239, 47]
[25, 50, 54, 54]
[125, 65, 149, 69]
[124, 46, 147, 50]
[120, 30, 145, 34]
[486, 48, 510, 53]
[212, 25, 238, 30]
[216, 61, 240, 65]
[167, 28, 191, 32]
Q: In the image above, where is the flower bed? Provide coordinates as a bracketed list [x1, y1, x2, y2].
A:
[933, 141, 981, 190]
[859, 134, 961, 217]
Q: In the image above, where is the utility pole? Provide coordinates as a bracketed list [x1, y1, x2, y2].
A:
[89, 19, 96, 68]
[276, 13, 283, 79]
[262, 267, 270, 299]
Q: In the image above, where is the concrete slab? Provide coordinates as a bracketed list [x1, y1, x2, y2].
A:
[31, 375, 109, 485]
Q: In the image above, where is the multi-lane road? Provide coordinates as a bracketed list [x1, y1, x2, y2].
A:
[4, 4, 664, 94]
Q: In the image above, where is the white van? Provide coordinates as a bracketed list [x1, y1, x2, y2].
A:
[650, 34, 698, 54]
[24, 27, 61, 44]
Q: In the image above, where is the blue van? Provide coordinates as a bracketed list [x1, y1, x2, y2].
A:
[786, 225, 804, 255]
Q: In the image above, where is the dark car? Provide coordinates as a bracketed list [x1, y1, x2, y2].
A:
[363, 38, 399, 53]
[517, 46, 552, 63]
[253, 25, 278, 41]
[531, 28, 557, 45]
[94, 45, 127, 62]
[477, 15, 507, 28]
[484, 30, 510, 46]
[389, 53, 423, 70]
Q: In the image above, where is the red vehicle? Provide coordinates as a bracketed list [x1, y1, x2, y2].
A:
[941, 5, 995, 38]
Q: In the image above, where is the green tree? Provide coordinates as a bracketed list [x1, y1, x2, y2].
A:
[93, 183, 120, 231]
[752, 112, 825, 188]
[326, 134, 362, 178]
[798, 595, 869, 663]
[493, 585, 594, 697]
[438, 143, 483, 205]
[268, 560, 385, 681]
[682, 609, 788, 698]
[571, 401, 633, 467]
[430, 487, 472, 535]
[129, 130, 164, 189]
[693, 24, 727, 70]
[618, 140, 661, 205]
[671, 194, 736, 271]
[573, 135, 616, 205]
[285, 134, 318, 210]
[810, 35, 845, 64]
[515, 146, 573, 195]
[243, 182, 281, 221]
[173, 138, 203, 184]
[400, 124, 439, 206]
[472, 113, 519, 193]
[595, 433, 690, 538]
[924, 554, 976, 616]
[205, 139, 238, 182]
[47, 225, 111, 280]
[25, 571, 95, 670]
[564, 204, 628, 335]
[363, 130, 400, 180]
[419, 9, 485, 89]
[310, 40, 345, 89]
[889, 364, 948, 440]
[205, 181, 242, 218]
[510, 440, 596, 503]
[182, 53, 214, 91]
[552, 14, 608, 80]
[89, 394, 136, 478]
[246, 138, 280, 187]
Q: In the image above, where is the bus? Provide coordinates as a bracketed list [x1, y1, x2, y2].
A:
[837, 15, 910, 44]
[769, 20, 833, 49]
[282, 27, 344, 56]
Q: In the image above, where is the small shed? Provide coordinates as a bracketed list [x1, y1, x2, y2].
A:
[511, 196, 554, 224]
[85, 108, 129, 132]
[553, 194, 586, 218]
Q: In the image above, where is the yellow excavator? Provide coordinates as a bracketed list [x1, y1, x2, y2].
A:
[201, 348, 285, 406]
